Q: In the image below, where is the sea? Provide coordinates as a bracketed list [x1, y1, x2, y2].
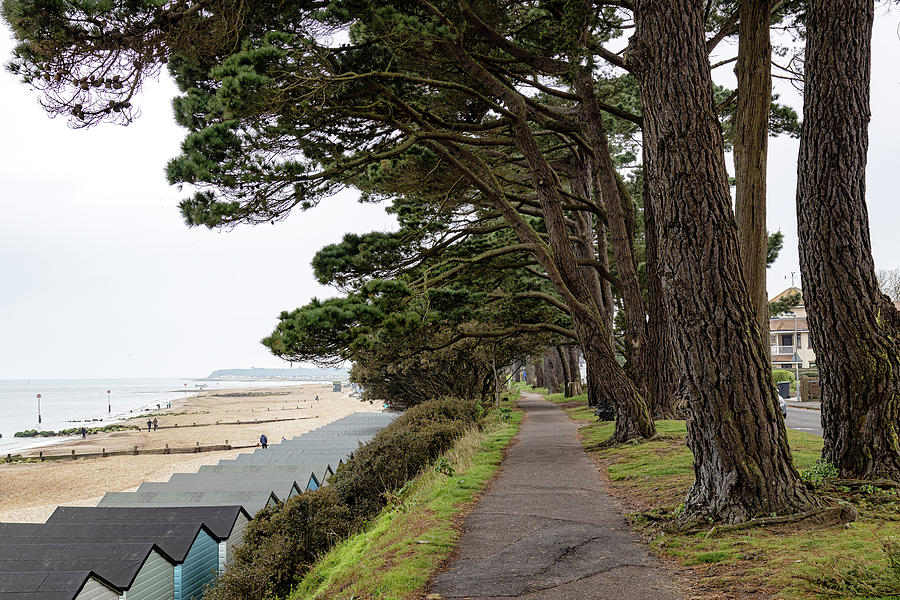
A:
[0, 378, 324, 455]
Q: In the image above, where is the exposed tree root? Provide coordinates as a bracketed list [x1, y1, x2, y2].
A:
[829, 478, 900, 490]
[702, 505, 858, 538]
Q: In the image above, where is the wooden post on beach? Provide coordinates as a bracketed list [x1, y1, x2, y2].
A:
[39, 452, 43, 462]
[165, 444, 169, 454]
[102, 448, 106, 457]
[195, 441, 199, 453]
[133, 445, 138, 455]
[71, 450, 75, 460]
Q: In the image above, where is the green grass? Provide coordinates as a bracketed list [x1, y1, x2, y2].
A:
[290, 397, 523, 600]
[544, 391, 900, 599]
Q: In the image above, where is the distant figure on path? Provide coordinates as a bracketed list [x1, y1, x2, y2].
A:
[260, 433, 268, 449]
[156, 403, 161, 410]
[146, 419, 152, 432]
[152, 418, 158, 431]
[80, 427, 87, 439]
[315, 395, 319, 402]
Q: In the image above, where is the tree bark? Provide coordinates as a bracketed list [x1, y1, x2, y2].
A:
[533, 359, 545, 389]
[630, 0, 814, 521]
[797, 0, 900, 480]
[542, 350, 559, 393]
[734, 0, 773, 343]
[643, 161, 679, 419]
[576, 76, 650, 401]
[567, 346, 583, 396]
[436, 28, 655, 442]
[557, 345, 574, 397]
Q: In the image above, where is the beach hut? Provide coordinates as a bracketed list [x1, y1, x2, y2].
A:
[0, 571, 118, 600]
[98, 490, 279, 517]
[196, 465, 321, 491]
[0, 542, 175, 600]
[0, 521, 220, 600]
[48, 506, 251, 574]
[136, 476, 303, 501]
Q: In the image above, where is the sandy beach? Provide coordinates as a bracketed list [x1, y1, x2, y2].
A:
[0, 384, 381, 523]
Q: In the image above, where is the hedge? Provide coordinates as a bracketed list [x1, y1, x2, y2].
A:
[203, 397, 481, 600]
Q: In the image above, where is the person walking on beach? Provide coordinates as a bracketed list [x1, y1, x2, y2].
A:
[260, 433, 268, 449]
[146, 419, 152, 432]
[315, 395, 319, 403]
[152, 418, 158, 431]
[80, 427, 87, 439]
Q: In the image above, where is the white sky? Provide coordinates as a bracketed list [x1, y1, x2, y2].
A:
[1, 12, 898, 380]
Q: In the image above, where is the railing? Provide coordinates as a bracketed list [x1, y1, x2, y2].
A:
[771, 345, 795, 356]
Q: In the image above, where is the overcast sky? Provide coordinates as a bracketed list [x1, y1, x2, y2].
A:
[1, 13, 898, 380]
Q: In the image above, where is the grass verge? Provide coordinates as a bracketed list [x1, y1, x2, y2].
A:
[290, 395, 523, 600]
[545, 392, 900, 600]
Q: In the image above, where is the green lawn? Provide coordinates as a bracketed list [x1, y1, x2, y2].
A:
[291, 396, 523, 600]
[546, 392, 900, 599]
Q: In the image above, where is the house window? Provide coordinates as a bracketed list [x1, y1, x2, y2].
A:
[781, 334, 793, 347]
[797, 333, 802, 348]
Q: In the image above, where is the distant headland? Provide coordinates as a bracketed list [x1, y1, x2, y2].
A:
[204, 366, 349, 380]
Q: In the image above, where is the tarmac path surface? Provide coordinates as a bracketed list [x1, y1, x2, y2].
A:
[785, 406, 823, 437]
[430, 392, 680, 600]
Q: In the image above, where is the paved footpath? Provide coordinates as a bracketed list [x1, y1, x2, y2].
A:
[430, 393, 681, 600]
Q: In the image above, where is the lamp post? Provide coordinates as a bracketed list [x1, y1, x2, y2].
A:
[107, 389, 111, 413]
[794, 312, 799, 379]
[36, 394, 41, 424]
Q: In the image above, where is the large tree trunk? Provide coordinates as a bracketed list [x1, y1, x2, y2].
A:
[734, 0, 773, 342]
[576, 76, 650, 401]
[543, 350, 563, 394]
[533, 359, 546, 389]
[630, 0, 814, 521]
[577, 320, 655, 441]
[643, 162, 678, 419]
[797, 0, 900, 480]
[439, 38, 655, 442]
[566, 346, 583, 396]
[557, 345, 574, 397]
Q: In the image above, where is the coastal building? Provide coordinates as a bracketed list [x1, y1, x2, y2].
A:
[197, 464, 322, 491]
[0, 521, 221, 600]
[0, 542, 176, 600]
[769, 287, 816, 371]
[98, 490, 281, 517]
[137, 474, 305, 501]
[47, 506, 251, 574]
[769, 287, 900, 371]
[0, 570, 118, 600]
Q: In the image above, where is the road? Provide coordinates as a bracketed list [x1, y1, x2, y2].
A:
[785, 406, 822, 437]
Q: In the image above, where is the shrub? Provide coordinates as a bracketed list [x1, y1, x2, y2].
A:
[772, 369, 795, 384]
[203, 397, 481, 600]
[204, 486, 359, 600]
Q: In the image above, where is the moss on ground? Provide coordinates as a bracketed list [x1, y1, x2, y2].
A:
[544, 391, 900, 599]
[291, 395, 523, 600]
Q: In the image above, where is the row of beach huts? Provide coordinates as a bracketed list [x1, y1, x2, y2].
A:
[0, 412, 396, 600]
